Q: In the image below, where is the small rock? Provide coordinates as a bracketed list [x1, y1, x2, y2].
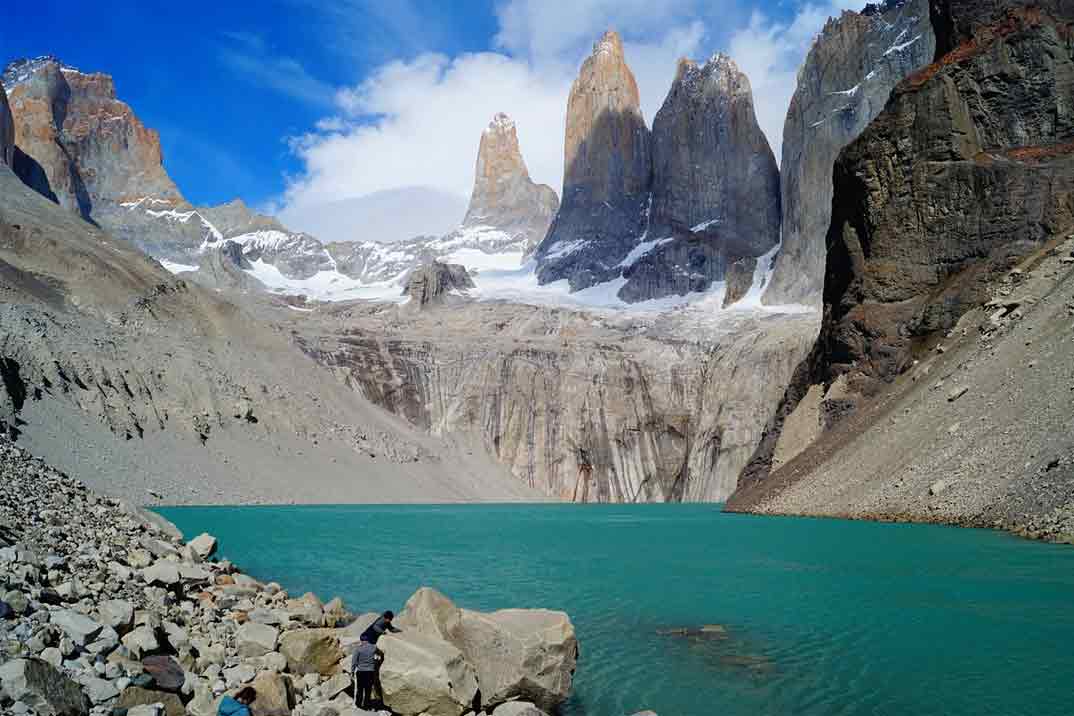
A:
[142, 562, 180, 587]
[929, 480, 951, 497]
[121, 626, 160, 660]
[236, 622, 279, 658]
[223, 664, 256, 688]
[4, 590, 30, 615]
[187, 534, 217, 560]
[50, 610, 104, 647]
[947, 387, 968, 402]
[142, 656, 185, 693]
[98, 600, 135, 634]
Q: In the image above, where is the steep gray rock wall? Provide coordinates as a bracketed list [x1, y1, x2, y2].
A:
[620, 54, 780, 303]
[3, 57, 210, 261]
[764, 0, 935, 306]
[534, 31, 652, 291]
[301, 304, 818, 503]
[729, 0, 1074, 533]
[0, 85, 12, 168]
[821, 0, 1074, 385]
[463, 114, 559, 253]
[402, 262, 474, 309]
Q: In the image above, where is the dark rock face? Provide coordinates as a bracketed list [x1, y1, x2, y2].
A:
[534, 31, 652, 291]
[764, 0, 935, 306]
[402, 262, 475, 309]
[619, 54, 780, 303]
[0, 85, 12, 168]
[463, 113, 559, 253]
[820, 0, 1074, 384]
[535, 34, 780, 304]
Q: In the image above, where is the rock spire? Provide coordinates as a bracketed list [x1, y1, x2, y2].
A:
[463, 113, 558, 252]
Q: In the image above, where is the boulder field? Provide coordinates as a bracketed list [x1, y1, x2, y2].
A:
[0, 437, 577, 716]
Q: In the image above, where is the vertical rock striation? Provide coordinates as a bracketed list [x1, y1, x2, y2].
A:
[619, 54, 780, 303]
[463, 113, 559, 253]
[535, 33, 781, 304]
[764, 0, 935, 306]
[534, 31, 652, 291]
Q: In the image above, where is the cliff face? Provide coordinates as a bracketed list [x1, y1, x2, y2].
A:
[822, 0, 1074, 385]
[764, 0, 935, 306]
[620, 54, 780, 303]
[463, 113, 559, 253]
[0, 85, 12, 168]
[534, 31, 652, 291]
[301, 304, 818, 503]
[3, 57, 181, 218]
[729, 0, 1074, 540]
[2, 57, 214, 261]
[535, 33, 782, 304]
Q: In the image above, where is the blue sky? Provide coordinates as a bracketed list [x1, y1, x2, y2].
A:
[2, 0, 860, 241]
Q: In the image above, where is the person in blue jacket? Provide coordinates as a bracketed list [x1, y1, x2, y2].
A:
[218, 686, 257, 716]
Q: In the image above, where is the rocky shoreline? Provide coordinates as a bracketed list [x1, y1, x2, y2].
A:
[0, 438, 578, 716]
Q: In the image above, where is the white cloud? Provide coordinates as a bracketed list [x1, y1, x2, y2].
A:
[283, 51, 570, 212]
[277, 0, 868, 240]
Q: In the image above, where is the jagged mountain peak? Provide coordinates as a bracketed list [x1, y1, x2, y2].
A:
[462, 113, 558, 251]
[485, 112, 516, 134]
[593, 29, 625, 57]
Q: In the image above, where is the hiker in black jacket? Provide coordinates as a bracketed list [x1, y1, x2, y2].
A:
[361, 610, 402, 644]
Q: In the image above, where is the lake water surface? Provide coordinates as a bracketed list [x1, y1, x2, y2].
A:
[157, 504, 1074, 716]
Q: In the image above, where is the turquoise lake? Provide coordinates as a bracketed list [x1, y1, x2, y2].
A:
[157, 504, 1074, 716]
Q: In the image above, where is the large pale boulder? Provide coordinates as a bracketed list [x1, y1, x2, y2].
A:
[378, 633, 478, 716]
[494, 702, 550, 716]
[278, 628, 343, 675]
[398, 588, 577, 710]
[49, 609, 104, 647]
[236, 622, 279, 657]
[249, 671, 296, 716]
[0, 658, 90, 716]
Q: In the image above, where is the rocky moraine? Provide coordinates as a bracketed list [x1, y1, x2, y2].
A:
[0, 438, 578, 716]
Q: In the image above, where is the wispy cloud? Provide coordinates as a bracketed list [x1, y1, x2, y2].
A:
[219, 31, 336, 108]
[275, 0, 874, 239]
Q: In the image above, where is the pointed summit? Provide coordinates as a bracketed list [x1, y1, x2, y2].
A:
[463, 113, 558, 252]
[561, 29, 649, 204]
[534, 29, 652, 291]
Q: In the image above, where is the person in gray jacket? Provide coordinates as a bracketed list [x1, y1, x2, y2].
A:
[352, 633, 383, 709]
